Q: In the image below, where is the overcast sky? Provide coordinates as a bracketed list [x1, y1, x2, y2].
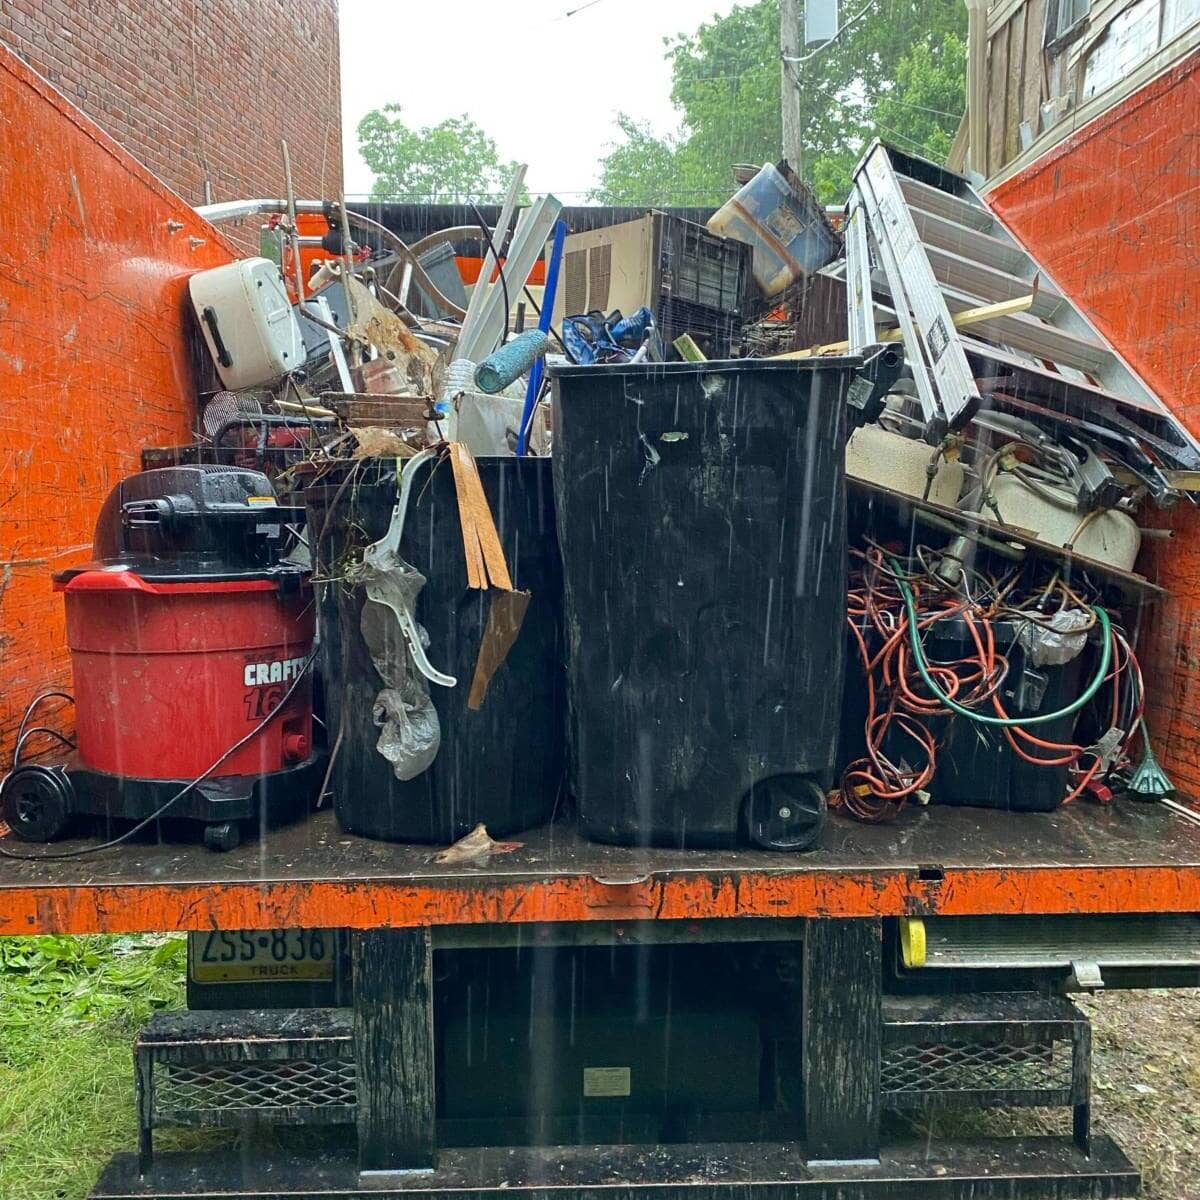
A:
[339, 0, 740, 199]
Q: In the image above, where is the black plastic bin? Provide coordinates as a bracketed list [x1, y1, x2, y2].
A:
[551, 358, 859, 850]
[926, 617, 1095, 812]
[306, 455, 564, 843]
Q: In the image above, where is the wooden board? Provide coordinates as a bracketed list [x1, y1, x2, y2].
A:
[987, 23, 1012, 177]
[354, 929, 436, 1172]
[1006, 6, 1029, 163]
[1022, 0, 1048, 133]
[1, 805, 1200, 935]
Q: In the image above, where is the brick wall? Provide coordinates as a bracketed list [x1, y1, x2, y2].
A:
[0, 0, 341, 208]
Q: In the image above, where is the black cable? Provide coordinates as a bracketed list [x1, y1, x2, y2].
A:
[522, 286, 576, 362]
[469, 202, 510, 349]
[0, 651, 317, 861]
[14, 692, 73, 767]
[14, 727, 75, 764]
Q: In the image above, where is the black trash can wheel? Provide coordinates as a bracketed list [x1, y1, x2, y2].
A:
[743, 775, 827, 851]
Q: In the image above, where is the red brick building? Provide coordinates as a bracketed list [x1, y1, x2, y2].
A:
[0, 0, 342, 204]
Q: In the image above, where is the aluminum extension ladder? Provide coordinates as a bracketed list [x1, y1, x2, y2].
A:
[845, 141, 1199, 476]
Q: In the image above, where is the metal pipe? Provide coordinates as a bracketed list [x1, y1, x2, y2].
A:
[195, 197, 467, 321]
[337, 197, 356, 329]
[280, 141, 306, 306]
[195, 198, 309, 222]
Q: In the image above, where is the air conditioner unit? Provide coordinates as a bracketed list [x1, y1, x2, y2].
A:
[551, 212, 752, 360]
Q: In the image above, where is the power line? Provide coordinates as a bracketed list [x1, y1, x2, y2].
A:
[675, 62, 963, 122]
[556, 0, 612, 17]
[784, 59, 964, 123]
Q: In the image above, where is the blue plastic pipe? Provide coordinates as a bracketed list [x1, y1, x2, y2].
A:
[517, 219, 567, 456]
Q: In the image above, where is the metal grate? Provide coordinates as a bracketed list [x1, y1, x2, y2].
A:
[882, 1035, 1073, 1100]
[156, 1056, 357, 1116]
[563, 248, 588, 316]
[588, 243, 612, 311]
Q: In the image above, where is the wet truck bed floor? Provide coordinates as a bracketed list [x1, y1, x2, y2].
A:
[0, 803, 1199, 934]
[91, 1136, 1139, 1199]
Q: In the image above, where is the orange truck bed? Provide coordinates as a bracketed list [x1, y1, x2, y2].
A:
[0, 43, 238, 760]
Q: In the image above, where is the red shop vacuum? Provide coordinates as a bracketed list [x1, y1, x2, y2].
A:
[0, 466, 322, 851]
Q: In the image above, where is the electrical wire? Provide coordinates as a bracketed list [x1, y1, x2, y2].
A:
[836, 544, 1139, 823]
[521, 286, 576, 362]
[13, 728, 75, 763]
[14, 692, 73, 763]
[0, 651, 317, 860]
[893, 558, 1113, 728]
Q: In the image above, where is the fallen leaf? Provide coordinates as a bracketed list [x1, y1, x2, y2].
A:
[433, 823, 522, 865]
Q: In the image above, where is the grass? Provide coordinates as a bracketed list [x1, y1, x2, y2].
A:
[0, 935, 188, 1200]
[0, 937, 1196, 1199]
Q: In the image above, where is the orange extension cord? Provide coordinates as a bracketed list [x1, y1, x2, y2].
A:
[835, 544, 1142, 823]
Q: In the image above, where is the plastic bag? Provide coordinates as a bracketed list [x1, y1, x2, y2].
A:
[359, 596, 441, 781]
[1017, 608, 1091, 667]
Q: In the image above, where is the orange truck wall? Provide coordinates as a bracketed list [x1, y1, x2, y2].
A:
[988, 49, 1200, 793]
[0, 44, 238, 761]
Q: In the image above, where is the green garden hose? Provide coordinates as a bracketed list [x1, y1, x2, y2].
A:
[890, 556, 1112, 729]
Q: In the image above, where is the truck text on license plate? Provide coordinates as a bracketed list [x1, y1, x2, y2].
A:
[188, 929, 335, 983]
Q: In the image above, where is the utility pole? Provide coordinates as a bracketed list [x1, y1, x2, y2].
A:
[780, 0, 804, 173]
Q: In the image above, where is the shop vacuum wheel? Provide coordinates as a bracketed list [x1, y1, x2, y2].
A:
[0, 763, 73, 841]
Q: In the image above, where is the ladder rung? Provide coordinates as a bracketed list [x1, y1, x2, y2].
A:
[884, 247, 1064, 318]
[959, 335, 1162, 415]
[910, 209, 1028, 277]
[856, 144, 979, 428]
[942, 291, 1115, 375]
[898, 174, 994, 234]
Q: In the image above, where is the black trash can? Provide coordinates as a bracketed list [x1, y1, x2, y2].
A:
[306, 455, 564, 843]
[551, 358, 858, 850]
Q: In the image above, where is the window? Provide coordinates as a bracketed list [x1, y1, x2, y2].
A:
[1044, 0, 1092, 47]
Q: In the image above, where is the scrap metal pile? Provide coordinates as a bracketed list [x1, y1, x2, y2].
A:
[166, 140, 1200, 829]
[5, 139, 1196, 857]
[819, 142, 1198, 823]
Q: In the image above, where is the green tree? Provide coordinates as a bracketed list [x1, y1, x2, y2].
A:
[357, 106, 522, 202]
[873, 31, 967, 166]
[593, 0, 967, 206]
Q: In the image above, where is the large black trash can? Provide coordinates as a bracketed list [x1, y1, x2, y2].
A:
[551, 358, 858, 849]
[307, 455, 564, 843]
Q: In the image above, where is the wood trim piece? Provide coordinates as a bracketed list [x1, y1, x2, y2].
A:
[987, 0, 1029, 38]
[1007, 5, 1030, 161]
[967, 0, 991, 174]
[1022, 0, 1048, 130]
[987, 23, 1012, 175]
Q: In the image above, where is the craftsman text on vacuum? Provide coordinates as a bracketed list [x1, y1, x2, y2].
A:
[244, 657, 309, 687]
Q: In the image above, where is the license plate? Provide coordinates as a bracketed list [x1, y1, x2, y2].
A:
[188, 929, 335, 983]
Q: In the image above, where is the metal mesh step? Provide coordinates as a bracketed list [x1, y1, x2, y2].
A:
[135, 1008, 356, 1168]
[881, 992, 1089, 1136]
